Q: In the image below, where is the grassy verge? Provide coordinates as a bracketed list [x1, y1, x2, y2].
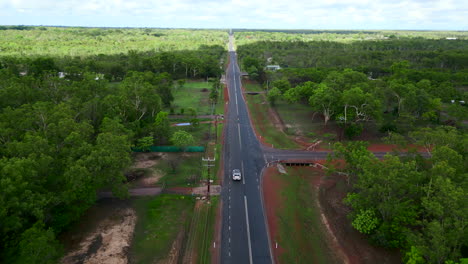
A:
[274, 100, 320, 137]
[159, 154, 202, 187]
[170, 81, 212, 115]
[213, 142, 222, 183]
[196, 197, 218, 263]
[277, 167, 336, 263]
[172, 121, 211, 145]
[215, 82, 225, 115]
[274, 100, 336, 149]
[243, 81, 299, 149]
[130, 195, 195, 264]
[183, 197, 219, 264]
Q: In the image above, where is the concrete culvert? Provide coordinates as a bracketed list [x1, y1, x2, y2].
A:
[284, 162, 314, 167]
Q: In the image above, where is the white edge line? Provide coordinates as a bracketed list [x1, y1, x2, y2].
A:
[244, 195, 253, 264]
[238, 124, 242, 149]
[242, 161, 245, 185]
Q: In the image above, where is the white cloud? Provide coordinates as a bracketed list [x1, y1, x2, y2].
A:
[0, 0, 467, 29]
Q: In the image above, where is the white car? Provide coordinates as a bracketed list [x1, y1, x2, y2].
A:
[232, 169, 242, 181]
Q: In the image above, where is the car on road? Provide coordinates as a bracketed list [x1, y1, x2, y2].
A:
[232, 169, 242, 181]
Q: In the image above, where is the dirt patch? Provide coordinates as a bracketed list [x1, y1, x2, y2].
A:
[268, 107, 287, 132]
[61, 205, 137, 264]
[132, 152, 167, 169]
[141, 169, 164, 186]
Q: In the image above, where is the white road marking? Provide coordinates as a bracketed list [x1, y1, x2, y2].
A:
[242, 161, 245, 185]
[244, 196, 254, 264]
[232, 68, 239, 115]
[238, 124, 242, 148]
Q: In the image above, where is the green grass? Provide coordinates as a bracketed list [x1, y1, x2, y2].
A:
[274, 100, 319, 136]
[159, 154, 203, 187]
[212, 123, 223, 182]
[130, 195, 195, 264]
[243, 82, 299, 149]
[196, 197, 218, 264]
[215, 85, 225, 115]
[244, 82, 265, 92]
[170, 81, 213, 115]
[183, 197, 219, 264]
[172, 121, 212, 145]
[277, 167, 337, 264]
[274, 100, 336, 148]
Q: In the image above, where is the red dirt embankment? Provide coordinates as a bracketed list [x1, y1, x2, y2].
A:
[262, 163, 401, 264]
[262, 167, 285, 263]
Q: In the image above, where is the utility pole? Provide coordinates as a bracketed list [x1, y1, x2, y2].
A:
[202, 157, 215, 199]
[201, 102, 216, 199]
[215, 114, 219, 143]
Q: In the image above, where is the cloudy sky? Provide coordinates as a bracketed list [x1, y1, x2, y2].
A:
[0, 0, 467, 30]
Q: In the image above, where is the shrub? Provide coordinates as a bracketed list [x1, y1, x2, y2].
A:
[345, 123, 363, 139]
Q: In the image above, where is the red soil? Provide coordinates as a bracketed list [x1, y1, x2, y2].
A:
[262, 163, 401, 264]
[262, 167, 285, 263]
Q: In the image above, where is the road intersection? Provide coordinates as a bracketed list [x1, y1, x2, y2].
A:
[219, 33, 411, 264]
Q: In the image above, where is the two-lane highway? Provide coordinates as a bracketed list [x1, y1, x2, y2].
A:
[221, 36, 272, 264]
[219, 32, 412, 264]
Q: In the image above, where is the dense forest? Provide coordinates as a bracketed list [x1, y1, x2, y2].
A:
[329, 134, 467, 264]
[0, 27, 226, 263]
[236, 30, 468, 263]
[0, 27, 228, 56]
[238, 39, 468, 79]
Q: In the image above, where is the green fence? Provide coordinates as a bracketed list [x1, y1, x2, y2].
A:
[132, 146, 205, 153]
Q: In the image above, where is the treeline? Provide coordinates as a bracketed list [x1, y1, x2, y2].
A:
[238, 38, 468, 80]
[329, 130, 467, 263]
[267, 63, 466, 139]
[234, 30, 468, 45]
[0, 27, 228, 57]
[234, 28, 381, 35]
[1, 44, 225, 81]
[0, 44, 225, 262]
[237, 31, 468, 263]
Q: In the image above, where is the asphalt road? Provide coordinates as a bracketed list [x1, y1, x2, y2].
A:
[220, 33, 411, 264]
[221, 44, 272, 263]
